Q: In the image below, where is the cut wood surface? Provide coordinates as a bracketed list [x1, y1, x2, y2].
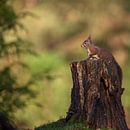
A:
[66, 57, 128, 130]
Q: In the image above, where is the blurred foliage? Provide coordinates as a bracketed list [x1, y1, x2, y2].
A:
[15, 53, 70, 127]
[0, 0, 37, 120]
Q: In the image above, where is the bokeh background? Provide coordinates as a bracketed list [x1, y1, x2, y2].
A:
[0, 0, 130, 129]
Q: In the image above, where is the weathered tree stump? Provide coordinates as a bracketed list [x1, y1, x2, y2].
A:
[66, 57, 129, 130]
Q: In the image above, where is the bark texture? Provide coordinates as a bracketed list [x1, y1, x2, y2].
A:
[66, 57, 128, 130]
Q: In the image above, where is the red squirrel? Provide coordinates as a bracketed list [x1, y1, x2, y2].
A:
[81, 35, 122, 86]
[81, 35, 115, 61]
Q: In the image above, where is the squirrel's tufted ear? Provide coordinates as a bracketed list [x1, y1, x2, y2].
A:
[87, 34, 92, 44]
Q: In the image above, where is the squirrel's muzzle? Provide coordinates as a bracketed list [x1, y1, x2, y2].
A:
[81, 44, 85, 48]
[81, 41, 88, 48]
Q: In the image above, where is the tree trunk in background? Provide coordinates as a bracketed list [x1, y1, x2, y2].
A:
[66, 57, 129, 130]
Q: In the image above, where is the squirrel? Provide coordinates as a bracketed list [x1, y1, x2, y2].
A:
[81, 35, 122, 86]
[81, 35, 115, 61]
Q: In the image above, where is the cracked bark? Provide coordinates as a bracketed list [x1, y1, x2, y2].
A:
[66, 57, 128, 130]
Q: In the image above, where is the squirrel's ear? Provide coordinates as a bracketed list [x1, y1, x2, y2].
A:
[87, 34, 92, 44]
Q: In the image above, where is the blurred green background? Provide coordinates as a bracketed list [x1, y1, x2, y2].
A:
[0, 0, 130, 129]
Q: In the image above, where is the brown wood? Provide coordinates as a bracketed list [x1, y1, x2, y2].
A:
[66, 57, 128, 130]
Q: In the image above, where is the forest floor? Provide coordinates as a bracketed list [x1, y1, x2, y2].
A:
[34, 119, 119, 130]
[35, 119, 90, 130]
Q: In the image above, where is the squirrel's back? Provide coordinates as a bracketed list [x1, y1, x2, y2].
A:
[96, 46, 115, 60]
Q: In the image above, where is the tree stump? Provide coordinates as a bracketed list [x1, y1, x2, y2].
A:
[66, 57, 129, 130]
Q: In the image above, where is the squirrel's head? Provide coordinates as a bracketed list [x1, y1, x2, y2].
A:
[81, 35, 93, 49]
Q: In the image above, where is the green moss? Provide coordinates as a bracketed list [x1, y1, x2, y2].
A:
[35, 120, 89, 130]
[35, 120, 115, 130]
